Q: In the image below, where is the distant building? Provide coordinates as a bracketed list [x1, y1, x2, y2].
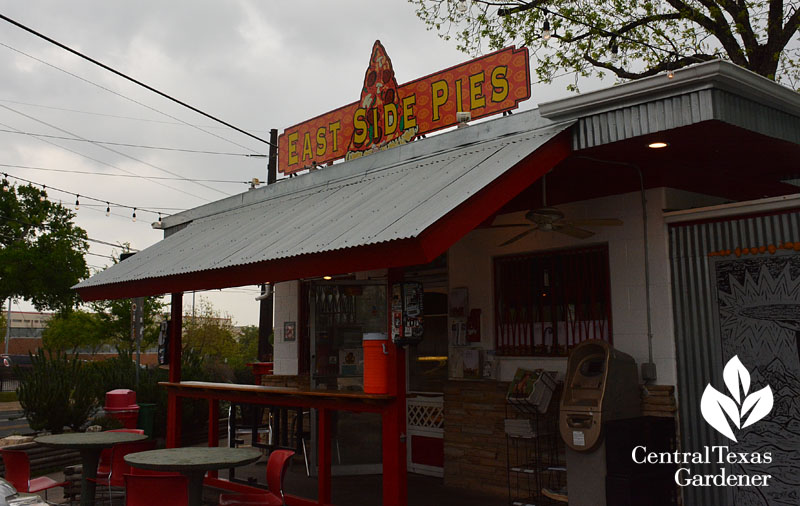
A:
[3, 311, 52, 355]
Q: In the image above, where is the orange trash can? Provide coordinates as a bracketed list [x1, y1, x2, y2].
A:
[362, 333, 389, 394]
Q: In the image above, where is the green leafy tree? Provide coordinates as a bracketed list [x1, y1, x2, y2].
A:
[235, 325, 260, 366]
[90, 296, 166, 352]
[183, 298, 238, 359]
[42, 309, 106, 353]
[0, 181, 88, 310]
[41, 297, 165, 353]
[410, 0, 800, 88]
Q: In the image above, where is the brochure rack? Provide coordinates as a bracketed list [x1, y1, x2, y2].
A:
[505, 383, 566, 506]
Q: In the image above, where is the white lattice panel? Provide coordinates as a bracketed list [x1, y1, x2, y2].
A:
[407, 396, 444, 434]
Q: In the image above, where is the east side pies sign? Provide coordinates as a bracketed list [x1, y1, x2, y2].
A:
[278, 41, 531, 174]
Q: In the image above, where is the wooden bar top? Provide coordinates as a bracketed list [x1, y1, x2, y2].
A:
[160, 381, 395, 411]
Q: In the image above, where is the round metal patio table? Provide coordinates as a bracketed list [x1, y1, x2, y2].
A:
[125, 447, 262, 506]
[36, 431, 148, 506]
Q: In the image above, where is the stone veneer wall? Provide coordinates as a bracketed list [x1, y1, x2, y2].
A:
[443, 379, 510, 497]
[260, 373, 309, 389]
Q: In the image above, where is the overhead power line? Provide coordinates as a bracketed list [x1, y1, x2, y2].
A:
[0, 163, 253, 185]
[0, 99, 271, 133]
[0, 13, 277, 149]
[1, 103, 230, 196]
[0, 42, 263, 155]
[0, 128, 266, 157]
[0, 118, 210, 201]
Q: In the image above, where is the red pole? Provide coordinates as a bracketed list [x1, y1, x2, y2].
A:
[166, 292, 183, 448]
[208, 399, 220, 478]
[383, 268, 407, 506]
[318, 408, 332, 504]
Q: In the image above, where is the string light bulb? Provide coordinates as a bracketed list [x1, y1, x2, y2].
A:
[40, 185, 46, 201]
[75, 195, 80, 210]
[542, 19, 552, 40]
[2, 175, 8, 192]
[105, 202, 111, 216]
[457, 0, 468, 13]
[667, 69, 675, 79]
[132, 208, 137, 222]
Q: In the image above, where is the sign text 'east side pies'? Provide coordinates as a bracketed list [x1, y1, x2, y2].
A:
[278, 42, 531, 174]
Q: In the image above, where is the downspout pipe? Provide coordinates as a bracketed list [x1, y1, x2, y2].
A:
[575, 156, 656, 382]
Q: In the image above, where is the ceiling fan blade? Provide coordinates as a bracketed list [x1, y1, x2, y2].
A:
[499, 227, 536, 246]
[554, 225, 595, 239]
[562, 218, 623, 227]
[487, 223, 531, 228]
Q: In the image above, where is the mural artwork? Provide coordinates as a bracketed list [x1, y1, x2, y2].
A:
[713, 252, 800, 505]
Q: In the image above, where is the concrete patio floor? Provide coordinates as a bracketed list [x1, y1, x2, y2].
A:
[29, 454, 508, 506]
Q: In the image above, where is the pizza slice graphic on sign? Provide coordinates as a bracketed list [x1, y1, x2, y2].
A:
[347, 40, 417, 160]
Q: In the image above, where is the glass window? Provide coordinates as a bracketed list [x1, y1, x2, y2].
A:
[311, 283, 386, 391]
[494, 245, 612, 356]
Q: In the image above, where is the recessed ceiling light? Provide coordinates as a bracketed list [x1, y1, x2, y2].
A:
[323, 275, 332, 280]
[648, 142, 669, 149]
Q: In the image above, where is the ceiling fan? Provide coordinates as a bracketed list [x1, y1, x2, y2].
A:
[492, 173, 623, 246]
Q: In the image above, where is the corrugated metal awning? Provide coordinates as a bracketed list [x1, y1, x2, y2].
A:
[74, 111, 573, 300]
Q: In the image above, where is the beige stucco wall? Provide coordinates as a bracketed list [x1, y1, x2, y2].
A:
[271, 187, 726, 386]
[273, 280, 300, 375]
[447, 188, 725, 386]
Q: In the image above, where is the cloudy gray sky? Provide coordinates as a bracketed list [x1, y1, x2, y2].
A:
[1, 1, 603, 325]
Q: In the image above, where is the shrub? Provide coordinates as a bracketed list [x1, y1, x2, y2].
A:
[17, 350, 97, 433]
[90, 415, 124, 431]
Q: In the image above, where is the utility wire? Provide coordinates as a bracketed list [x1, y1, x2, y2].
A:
[0, 120, 210, 201]
[0, 42, 263, 155]
[1, 104, 230, 196]
[0, 163, 252, 185]
[0, 14, 277, 149]
[0, 99, 270, 133]
[86, 251, 115, 260]
[0, 128, 266, 157]
[85, 237, 139, 251]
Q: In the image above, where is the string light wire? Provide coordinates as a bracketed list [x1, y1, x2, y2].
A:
[1, 172, 177, 220]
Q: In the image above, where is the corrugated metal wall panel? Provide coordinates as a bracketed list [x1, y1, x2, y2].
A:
[574, 90, 715, 149]
[573, 88, 800, 150]
[669, 209, 800, 506]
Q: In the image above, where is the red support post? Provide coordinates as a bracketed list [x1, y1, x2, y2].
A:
[208, 399, 220, 478]
[318, 408, 332, 505]
[383, 268, 407, 506]
[166, 292, 183, 448]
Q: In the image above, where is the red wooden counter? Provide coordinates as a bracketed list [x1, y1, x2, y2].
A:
[161, 381, 400, 506]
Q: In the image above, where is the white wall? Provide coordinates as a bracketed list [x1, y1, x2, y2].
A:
[272, 280, 300, 375]
[447, 188, 713, 386]
[269, 188, 723, 383]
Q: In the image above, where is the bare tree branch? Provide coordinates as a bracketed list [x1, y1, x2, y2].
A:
[584, 53, 717, 79]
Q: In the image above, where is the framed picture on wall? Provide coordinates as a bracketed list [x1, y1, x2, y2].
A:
[284, 321, 296, 342]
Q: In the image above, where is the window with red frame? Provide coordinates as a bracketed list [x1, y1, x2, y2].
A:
[494, 245, 612, 356]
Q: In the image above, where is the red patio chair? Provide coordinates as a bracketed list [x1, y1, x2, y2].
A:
[218, 449, 295, 506]
[97, 429, 146, 478]
[130, 466, 181, 477]
[89, 439, 156, 505]
[124, 473, 188, 506]
[0, 448, 68, 500]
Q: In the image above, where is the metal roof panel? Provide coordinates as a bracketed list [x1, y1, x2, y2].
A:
[75, 110, 571, 292]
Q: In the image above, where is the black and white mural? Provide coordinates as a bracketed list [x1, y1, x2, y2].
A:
[713, 252, 800, 506]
